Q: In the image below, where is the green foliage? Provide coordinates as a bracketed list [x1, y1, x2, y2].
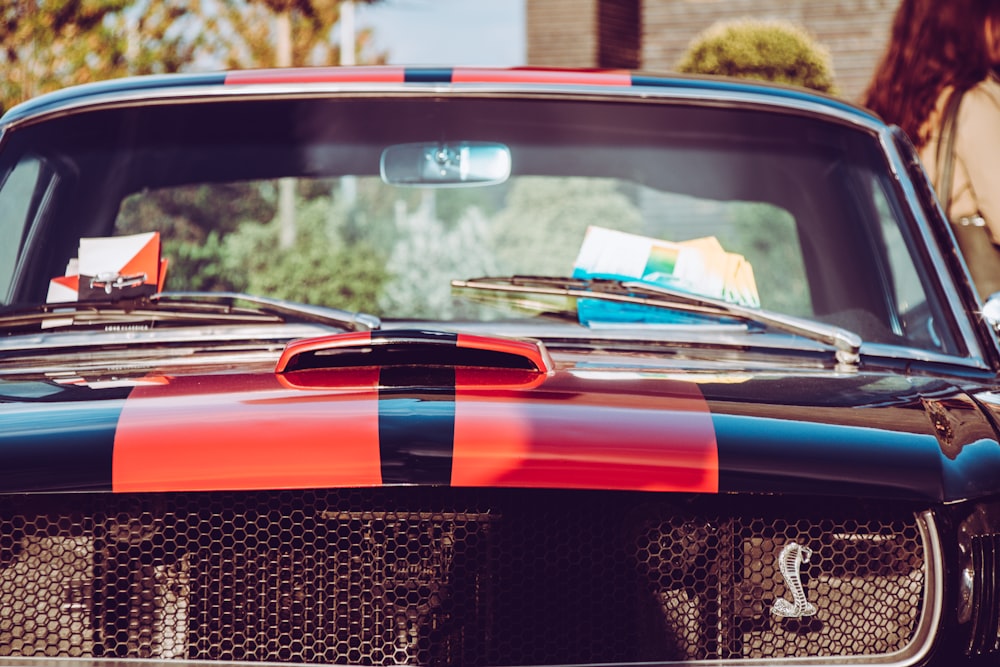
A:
[117, 183, 275, 241]
[377, 192, 499, 319]
[1, 0, 386, 115]
[713, 203, 812, 316]
[1, 0, 208, 114]
[119, 182, 389, 312]
[676, 18, 836, 94]
[162, 232, 243, 293]
[213, 0, 382, 69]
[490, 178, 642, 275]
[2, 0, 126, 111]
[223, 197, 388, 310]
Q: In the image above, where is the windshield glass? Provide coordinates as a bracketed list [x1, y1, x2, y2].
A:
[0, 94, 958, 354]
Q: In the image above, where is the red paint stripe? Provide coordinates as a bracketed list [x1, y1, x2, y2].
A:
[225, 67, 406, 85]
[225, 67, 630, 87]
[275, 331, 372, 373]
[456, 333, 552, 373]
[112, 372, 382, 492]
[451, 68, 632, 86]
[451, 377, 718, 492]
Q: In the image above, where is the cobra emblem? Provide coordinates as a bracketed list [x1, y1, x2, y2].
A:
[771, 541, 817, 618]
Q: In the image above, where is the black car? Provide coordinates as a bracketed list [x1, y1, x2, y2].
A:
[0, 66, 998, 666]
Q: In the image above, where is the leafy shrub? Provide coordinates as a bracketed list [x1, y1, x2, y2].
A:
[490, 178, 642, 275]
[676, 18, 836, 93]
[223, 196, 388, 312]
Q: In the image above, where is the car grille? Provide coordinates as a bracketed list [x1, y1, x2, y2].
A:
[0, 489, 935, 665]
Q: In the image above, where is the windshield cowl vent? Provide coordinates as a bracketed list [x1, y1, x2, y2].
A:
[275, 329, 553, 375]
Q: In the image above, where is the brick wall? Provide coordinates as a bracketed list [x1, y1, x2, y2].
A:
[526, 0, 900, 103]
[527, 0, 600, 68]
[599, 0, 641, 68]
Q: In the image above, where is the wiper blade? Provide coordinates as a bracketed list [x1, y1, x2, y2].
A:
[452, 276, 861, 367]
[0, 299, 280, 330]
[0, 292, 380, 333]
[156, 292, 380, 331]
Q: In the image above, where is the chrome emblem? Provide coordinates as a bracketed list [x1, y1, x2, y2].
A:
[771, 541, 817, 618]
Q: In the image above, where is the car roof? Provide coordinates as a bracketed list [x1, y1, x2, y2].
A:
[0, 66, 883, 131]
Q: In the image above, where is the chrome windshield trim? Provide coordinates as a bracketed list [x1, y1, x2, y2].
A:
[0, 322, 333, 355]
[1, 79, 887, 135]
[877, 127, 996, 367]
[0, 318, 985, 371]
[861, 341, 992, 370]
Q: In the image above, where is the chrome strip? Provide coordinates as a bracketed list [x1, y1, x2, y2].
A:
[876, 128, 996, 367]
[0, 323, 985, 374]
[1, 79, 887, 135]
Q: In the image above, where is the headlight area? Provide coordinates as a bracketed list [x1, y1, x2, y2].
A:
[951, 499, 1000, 657]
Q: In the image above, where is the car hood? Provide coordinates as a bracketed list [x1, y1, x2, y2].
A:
[2, 345, 998, 503]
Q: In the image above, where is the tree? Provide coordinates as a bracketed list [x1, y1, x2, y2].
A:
[378, 192, 498, 319]
[1, 0, 385, 115]
[208, 0, 383, 69]
[1, 0, 210, 114]
[490, 178, 642, 275]
[676, 18, 837, 94]
[222, 195, 388, 310]
[2, 0, 123, 111]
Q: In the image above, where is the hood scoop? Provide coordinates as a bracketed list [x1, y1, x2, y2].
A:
[275, 329, 553, 375]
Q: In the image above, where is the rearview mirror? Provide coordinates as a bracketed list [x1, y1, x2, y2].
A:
[380, 142, 511, 187]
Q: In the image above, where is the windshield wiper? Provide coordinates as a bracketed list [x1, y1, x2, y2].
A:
[452, 276, 861, 367]
[156, 292, 381, 331]
[0, 292, 380, 333]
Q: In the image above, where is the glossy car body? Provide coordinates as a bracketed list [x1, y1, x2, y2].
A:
[1, 66, 999, 666]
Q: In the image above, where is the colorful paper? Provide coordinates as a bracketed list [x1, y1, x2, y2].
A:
[572, 226, 760, 321]
[47, 232, 164, 303]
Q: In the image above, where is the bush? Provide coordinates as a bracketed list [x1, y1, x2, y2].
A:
[676, 18, 836, 94]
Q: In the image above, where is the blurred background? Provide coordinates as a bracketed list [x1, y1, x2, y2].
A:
[2, 0, 897, 114]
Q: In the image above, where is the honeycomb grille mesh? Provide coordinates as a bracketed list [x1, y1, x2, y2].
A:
[0, 490, 928, 665]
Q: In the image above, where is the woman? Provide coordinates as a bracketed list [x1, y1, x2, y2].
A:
[864, 0, 1000, 299]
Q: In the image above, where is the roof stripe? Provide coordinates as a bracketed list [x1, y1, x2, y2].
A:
[630, 73, 878, 120]
[452, 68, 631, 86]
[403, 68, 454, 83]
[225, 67, 406, 85]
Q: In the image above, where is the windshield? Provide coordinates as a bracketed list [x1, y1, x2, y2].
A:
[0, 94, 958, 355]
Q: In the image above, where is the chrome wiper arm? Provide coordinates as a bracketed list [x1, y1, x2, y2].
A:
[453, 275, 740, 318]
[453, 276, 861, 367]
[154, 292, 381, 331]
[615, 280, 861, 366]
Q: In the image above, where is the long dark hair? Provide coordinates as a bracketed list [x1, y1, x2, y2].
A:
[863, 0, 1000, 149]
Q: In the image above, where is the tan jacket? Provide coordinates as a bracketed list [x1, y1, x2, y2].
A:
[919, 73, 1000, 243]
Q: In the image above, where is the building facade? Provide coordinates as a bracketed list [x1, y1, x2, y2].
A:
[526, 0, 900, 103]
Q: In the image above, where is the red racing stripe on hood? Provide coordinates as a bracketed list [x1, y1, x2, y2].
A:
[450, 375, 718, 492]
[112, 372, 382, 492]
